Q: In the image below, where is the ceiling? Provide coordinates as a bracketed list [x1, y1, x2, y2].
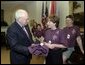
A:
[1, 1, 33, 5]
[1, 1, 33, 9]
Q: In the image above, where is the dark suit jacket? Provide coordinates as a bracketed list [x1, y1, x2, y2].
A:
[7, 21, 33, 64]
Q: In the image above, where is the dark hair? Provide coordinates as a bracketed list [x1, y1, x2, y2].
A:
[48, 15, 59, 27]
[36, 24, 41, 28]
[66, 15, 74, 21]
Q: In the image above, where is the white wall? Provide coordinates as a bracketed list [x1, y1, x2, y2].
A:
[2, 1, 84, 28]
[57, 1, 70, 29]
[35, 1, 71, 29]
[1, 2, 28, 25]
[25, 1, 37, 21]
[35, 1, 42, 23]
[74, 1, 84, 13]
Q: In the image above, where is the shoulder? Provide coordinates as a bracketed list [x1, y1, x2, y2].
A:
[7, 22, 18, 32]
[62, 27, 67, 30]
[74, 25, 80, 29]
[44, 28, 51, 34]
[56, 28, 62, 32]
[73, 25, 80, 31]
[45, 28, 51, 32]
[57, 28, 63, 34]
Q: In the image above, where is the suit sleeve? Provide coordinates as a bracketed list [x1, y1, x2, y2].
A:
[7, 28, 30, 56]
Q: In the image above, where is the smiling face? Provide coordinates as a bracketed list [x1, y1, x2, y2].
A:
[15, 9, 29, 26]
[37, 24, 42, 30]
[66, 15, 74, 27]
[66, 18, 73, 27]
[46, 16, 59, 29]
[19, 15, 29, 26]
[47, 19, 56, 29]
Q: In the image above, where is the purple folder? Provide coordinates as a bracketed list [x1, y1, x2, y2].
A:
[28, 44, 49, 56]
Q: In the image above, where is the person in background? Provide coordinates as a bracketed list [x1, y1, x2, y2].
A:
[35, 24, 44, 38]
[31, 20, 37, 37]
[30, 23, 46, 64]
[7, 9, 33, 64]
[62, 15, 84, 64]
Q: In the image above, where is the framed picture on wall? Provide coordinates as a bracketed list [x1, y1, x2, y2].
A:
[1, 9, 4, 22]
[1, 9, 8, 26]
[73, 12, 84, 32]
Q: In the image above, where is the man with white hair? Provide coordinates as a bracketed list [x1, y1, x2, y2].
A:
[7, 9, 33, 64]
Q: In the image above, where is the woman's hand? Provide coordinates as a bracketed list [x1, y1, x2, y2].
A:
[44, 43, 55, 49]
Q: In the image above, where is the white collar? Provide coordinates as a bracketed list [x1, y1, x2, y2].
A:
[16, 21, 23, 28]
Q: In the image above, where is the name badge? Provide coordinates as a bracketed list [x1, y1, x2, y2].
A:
[72, 29, 76, 34]
[40, 43, 44, 46]
[48, 40, 51, 44]
[67, 34, 70, 39]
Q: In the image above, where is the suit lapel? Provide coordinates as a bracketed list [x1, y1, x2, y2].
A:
[15, 22, 29, 39]
[25, 25, 32, 40]
[24, 25, 34, 43]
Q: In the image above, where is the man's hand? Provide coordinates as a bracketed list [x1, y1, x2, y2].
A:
[31, 44, 36, 47]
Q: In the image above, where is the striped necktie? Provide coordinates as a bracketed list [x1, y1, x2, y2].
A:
[22, 26, 29, 38]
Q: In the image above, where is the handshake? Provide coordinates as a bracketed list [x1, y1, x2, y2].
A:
[28, 42, 50, 56]
[31, 40, 56, 49]
[31, 36, 55, 49]
[28, 40, 54, 56]
[28, 40, 66, 56]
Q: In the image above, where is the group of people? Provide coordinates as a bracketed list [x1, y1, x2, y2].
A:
[7, 9, 84, 64]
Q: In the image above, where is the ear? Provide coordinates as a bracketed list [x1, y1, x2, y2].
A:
[71, 20, 74, 24]
[54, 23, 56, 26]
